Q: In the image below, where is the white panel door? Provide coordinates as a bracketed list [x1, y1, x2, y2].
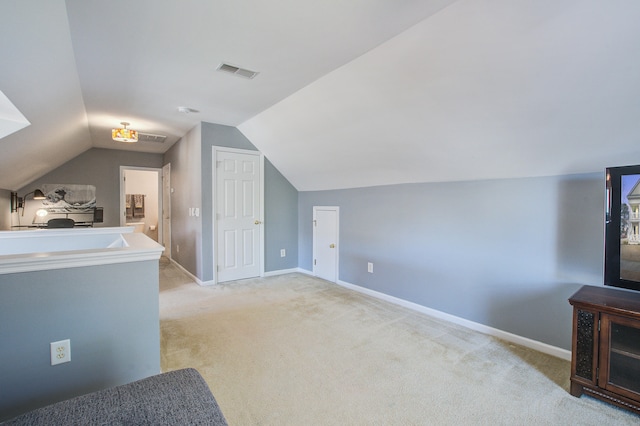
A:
[216, 151, 261, 282]
[313, 206, 339, 282]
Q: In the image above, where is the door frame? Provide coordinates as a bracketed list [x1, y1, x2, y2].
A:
[312, 206, 340, 282]
[212, 146, 265, 284]
[162, 163, 171, 259]
[119, 166, 163, 245]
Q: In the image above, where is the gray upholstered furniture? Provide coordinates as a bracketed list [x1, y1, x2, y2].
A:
[47, 218, 75, 228]
[2, 368, 227, 425]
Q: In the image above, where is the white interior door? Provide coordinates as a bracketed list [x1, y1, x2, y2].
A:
[313, 206, 339, 282]
[162, 163, 171, 258]
[216, 150, 262, 282]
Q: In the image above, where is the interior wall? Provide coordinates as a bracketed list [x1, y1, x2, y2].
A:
[298, 172, 605, 350]
[163, 124, 202, 278]
[0, 260, 160, 421]
[164, 121, 299, 282]
[265, 159, 298, 272]
[124, 169, 159, 241]
[15, 148, 163, 227]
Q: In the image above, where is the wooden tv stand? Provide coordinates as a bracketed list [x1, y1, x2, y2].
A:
[569, 285, 640, 414]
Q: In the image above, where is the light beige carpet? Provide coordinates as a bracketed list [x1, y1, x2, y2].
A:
[159, 260, 639, 425]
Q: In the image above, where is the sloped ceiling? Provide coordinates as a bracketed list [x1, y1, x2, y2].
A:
[0, 1, 91, 191]
[241, 0, 640, 190]
[1, 1, 640, 192]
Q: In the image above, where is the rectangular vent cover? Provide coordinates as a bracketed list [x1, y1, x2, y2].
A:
[138, 133, 167, 143]
[217, 63, 259, 79]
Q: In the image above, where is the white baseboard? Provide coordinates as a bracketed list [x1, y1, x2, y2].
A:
[173, 263, 307, 284]
[264, 267, 301, 277]
[169, 262, 570, 360]
[169, 259, 215, 286]
[335, 279, 571, 361]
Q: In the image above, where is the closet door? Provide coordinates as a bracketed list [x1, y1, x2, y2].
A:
[216, 150, 261, 283]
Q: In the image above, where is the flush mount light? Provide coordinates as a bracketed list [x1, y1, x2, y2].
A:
[112, 122, 138, 143]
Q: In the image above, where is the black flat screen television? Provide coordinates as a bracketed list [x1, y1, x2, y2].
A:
[605, 165, 640, 292]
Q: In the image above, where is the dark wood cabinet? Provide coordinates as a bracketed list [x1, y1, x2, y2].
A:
[569, 285, 640, 414]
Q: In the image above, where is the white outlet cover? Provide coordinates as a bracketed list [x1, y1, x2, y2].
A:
[50, 339, 71, 366]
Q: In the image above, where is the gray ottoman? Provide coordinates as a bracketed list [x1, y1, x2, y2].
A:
[2, 368, 227, 425]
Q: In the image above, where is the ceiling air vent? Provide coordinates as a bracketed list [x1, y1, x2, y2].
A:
[138, 132, 167, 143]
[217, 63, 259, 79]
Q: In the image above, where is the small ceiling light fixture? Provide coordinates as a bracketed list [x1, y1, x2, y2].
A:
[112, 122, 138, 143]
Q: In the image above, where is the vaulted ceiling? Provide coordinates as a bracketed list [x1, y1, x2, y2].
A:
[1, 0, 640, 191]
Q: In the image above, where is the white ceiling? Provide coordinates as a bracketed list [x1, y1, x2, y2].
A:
[1, 0, 640, 191]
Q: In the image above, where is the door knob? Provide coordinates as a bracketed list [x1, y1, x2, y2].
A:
[255, 220, 262, 225]
[330, 244, 335, 248]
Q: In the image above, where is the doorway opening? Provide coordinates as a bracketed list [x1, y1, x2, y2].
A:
[120, 166, 163, 244]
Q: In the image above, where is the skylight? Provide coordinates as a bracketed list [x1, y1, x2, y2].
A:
[0, 90, 30, 140]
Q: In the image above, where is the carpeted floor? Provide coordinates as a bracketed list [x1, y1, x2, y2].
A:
[159, 259, 639, 425]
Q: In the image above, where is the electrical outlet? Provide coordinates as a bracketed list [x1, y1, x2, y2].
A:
[368, 262, 374, 273]
[176, 244, 180, 253]
[50, 339, 71, 366]
[280, 249, 286, 257]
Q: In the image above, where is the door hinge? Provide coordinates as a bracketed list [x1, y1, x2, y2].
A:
[314, 259, 317, 266]
[598, 319, 601, 332]
[313, 220, 317, 226]
[596, 367, 599, 384]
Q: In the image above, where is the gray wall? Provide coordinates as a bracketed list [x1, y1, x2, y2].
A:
[299, 173, 605, 350]
[265, 159, 298, 271]
[163, 125, 202, 277]
[165, 121, 298, 281]
[16, 148, 164, 227]
[201, 123, 299, 276]
[0, 260, 160, 421]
